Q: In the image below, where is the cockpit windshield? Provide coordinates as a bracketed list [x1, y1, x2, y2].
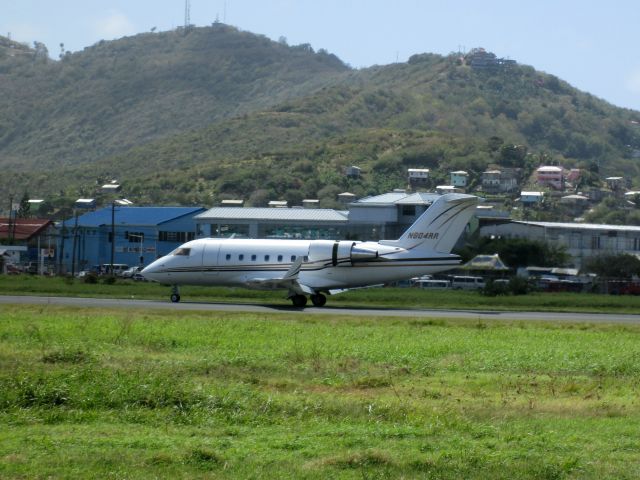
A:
[171, 247, 191, 256]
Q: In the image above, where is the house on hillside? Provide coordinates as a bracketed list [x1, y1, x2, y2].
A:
[450, 171, 469, 188]
[345, 166, 361, 178]
[481, 169, 519, 194]
[536, 166, 564, 190]
[408, 168, 430, 188]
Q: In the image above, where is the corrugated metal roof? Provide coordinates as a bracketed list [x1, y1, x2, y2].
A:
[0, 218, 53, 240]
[71, 206, 205, 227]
[195, 207, 349, 222]
[515, 221, 640, 232]
[355, 192, 440, 205]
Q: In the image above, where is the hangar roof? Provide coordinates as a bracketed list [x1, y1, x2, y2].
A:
[514, 221, 640, 233]
[70, 207, 206, 227]
[195, 207, 348, 223]
[353, 192, 440, 206]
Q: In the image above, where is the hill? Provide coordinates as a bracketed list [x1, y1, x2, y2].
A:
[0, 24, 347, 172]
[1, 26, 640, 211]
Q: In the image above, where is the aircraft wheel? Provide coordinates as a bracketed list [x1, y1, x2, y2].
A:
[291, 295, 307, 308]
[170, 293, 181, 303]
[310, 293, 327, 307]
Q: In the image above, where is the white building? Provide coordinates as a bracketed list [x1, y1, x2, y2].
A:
[480, 220, 640, 268]
[520, 191, 544, 204]
[408, 168, 430, 185]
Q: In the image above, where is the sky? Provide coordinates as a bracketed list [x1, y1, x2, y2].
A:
[3, 0, 640, 111]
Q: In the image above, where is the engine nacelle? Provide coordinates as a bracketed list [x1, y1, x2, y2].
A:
[307, 240, 391, 267]
[350, 245, 379, 262]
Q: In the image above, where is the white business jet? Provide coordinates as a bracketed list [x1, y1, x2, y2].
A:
[142, 193, 478, 307]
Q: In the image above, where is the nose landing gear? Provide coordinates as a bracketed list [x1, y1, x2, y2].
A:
[170, 285, 181, 303]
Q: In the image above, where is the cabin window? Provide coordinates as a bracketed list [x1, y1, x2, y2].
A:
[239, 254, 244, 261]
[277, 255, 283, 262]
[251, 254, 257, 261]
[225, 254, 231, 261]
[291, 255, 296, 261]
[303, 256, 308, 262]
[172, 247, 191, 256]
[264, 255, 270, 261]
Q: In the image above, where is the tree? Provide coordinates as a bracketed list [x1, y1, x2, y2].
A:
[17, 193, 31, 218]
[458, 235, 569, 268]
[581, 254, 640, 279]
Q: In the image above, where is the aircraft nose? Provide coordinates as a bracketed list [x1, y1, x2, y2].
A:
[141, 261, 163, 281]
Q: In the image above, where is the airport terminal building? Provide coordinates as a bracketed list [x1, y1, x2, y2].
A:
[195, 191, 443, 242]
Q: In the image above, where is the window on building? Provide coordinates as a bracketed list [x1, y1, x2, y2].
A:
[634, 238, 640, 251]
[401, 205, 416, 216]
[126, 231, 144, 243]
[159, 231, 195, 242]
[591, 236, 601, 249]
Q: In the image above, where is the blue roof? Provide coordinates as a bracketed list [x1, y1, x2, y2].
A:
[70, 206, 206, 227]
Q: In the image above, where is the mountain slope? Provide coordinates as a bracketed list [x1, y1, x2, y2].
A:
[0, 24, 348, 171]
[1, 27, 640, 210]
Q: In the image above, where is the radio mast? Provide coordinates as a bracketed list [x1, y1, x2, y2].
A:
[184, 0, 191, 30]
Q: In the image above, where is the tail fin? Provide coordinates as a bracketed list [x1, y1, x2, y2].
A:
[382, 194, 478, 253]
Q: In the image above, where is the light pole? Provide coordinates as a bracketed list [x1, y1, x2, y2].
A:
[71, 198, 95, 277]
[108, 197, 133, 275]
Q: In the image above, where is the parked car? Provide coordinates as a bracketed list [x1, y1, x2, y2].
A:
[122, 266, 142, 278]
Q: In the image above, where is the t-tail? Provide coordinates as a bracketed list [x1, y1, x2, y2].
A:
[381, 193, 478, 253]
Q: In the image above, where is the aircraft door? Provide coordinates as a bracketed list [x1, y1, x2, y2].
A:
[202, 241, 221, 277]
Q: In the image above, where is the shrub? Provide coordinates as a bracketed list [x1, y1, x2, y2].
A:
[83, 272, 99, 284]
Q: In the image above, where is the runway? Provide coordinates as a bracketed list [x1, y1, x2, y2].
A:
[1, 294, 639, 324]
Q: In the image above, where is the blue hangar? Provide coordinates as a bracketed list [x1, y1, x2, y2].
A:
[59, 206, 205, 274]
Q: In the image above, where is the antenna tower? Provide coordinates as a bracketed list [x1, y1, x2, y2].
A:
[184, 0, 191, 29]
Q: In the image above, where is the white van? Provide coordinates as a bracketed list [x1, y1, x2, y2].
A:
[451, 276, 485, 290]
[414, 279, 450, 289]
[102, 264, 129, 276]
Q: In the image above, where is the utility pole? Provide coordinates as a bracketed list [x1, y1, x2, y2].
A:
[110, 201, 115, 275]
[7, 195, 13, 244]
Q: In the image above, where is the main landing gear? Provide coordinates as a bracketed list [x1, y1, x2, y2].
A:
[290, 293, 327, 308]
[170, 285, 181, 303]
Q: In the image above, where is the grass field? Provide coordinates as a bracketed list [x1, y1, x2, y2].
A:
[2, 274, 640, 313]
[1, 304, 640, 478]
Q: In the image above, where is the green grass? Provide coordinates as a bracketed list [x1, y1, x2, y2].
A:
[1, 304, 640, 478]
[2, 274, 640, 314]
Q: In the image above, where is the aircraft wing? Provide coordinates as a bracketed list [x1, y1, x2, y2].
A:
[244, 257, 314, 295]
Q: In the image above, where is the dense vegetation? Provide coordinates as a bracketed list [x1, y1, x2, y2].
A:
[2, 25, 640, 209]
[2, 305, 640, 478]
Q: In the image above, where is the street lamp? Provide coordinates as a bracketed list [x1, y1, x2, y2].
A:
[71, 198, 95, 277]
[109, 198, 133, 276]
